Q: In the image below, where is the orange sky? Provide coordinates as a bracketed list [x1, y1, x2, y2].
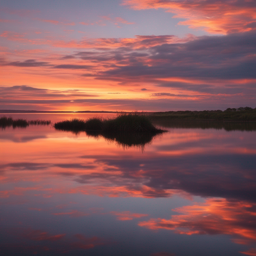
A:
[0, 0, 256, 111]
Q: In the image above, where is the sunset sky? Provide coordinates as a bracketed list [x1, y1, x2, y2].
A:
[0, 0, 256, 111]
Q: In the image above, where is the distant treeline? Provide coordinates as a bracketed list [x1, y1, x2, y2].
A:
[150, 118, 256, 132]
[0, 117, 51, 128]
[148, 107, 256, 121]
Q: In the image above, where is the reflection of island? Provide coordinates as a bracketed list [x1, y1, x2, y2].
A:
[54, 114, 165, 147]
[89, 131, 161, 147]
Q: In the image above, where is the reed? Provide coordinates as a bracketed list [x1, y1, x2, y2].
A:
[0, 117, 51, 128]
[0, 117, 28, 128]
[54, 114, 164, 134]
[28, 120, 51, 125]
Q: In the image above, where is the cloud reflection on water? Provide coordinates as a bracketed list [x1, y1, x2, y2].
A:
[0, 120, 256, 255]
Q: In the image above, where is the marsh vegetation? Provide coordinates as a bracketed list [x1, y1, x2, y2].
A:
[54, 114, 163, 133]
[147, 107, 256, 131]
[148, 107, 256, 121]
[54, 114, 165, 147]
[0, 117, 51, 128]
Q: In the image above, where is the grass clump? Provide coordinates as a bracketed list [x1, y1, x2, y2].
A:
[0, 117, 51, 129]
[84, 118, 103, 131]
[54, 118, 103, 134]
[29, 120, 51, 125]
[0, 117, 29, 128]
[54, 114, 165, 147]
[103, 114, 161, 133]
[0, 117, 13, 127]
[54, 114, 163, 134]
[54, 119, 86, 132]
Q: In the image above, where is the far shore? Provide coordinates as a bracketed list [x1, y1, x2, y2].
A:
[0, 106, 256, 122]
[1, 107, 256, 132]
[1, 107, 256, 123]
[147, 107, 256, 122]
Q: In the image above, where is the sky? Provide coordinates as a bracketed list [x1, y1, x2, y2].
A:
[0, 0, 256, 111]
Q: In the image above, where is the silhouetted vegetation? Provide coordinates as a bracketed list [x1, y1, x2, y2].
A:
[28, 120, 51, 125]
[54, 114, 165, 147]
[104, 114, 161, 133]
[150, 117, 256, 132]
[148, 107, 256, 121]
[55, 114, 163, 133]
[101, 131, 156, 147]
[0, 117, 51, 129]
[54, 119, 86, 132]
[0, 117, 29, 128]
[146, 107, 256, 131]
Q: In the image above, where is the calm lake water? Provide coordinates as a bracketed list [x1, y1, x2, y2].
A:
[1, 114, 256, 256]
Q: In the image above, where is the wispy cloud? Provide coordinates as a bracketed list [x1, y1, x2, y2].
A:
[123, 0, 256, 34]
[101, 15, 135, 27]
[40, 19, 75, 26]
[110, 211, 148, 220]
[8, 59, 50, 67]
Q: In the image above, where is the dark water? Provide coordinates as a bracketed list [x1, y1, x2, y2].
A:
[1, 114, 256, 256]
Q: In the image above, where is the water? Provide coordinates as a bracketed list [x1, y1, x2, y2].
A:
[1, 114, 256, 256]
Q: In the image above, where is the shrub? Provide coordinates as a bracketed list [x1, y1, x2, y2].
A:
[0, 117, 28, 128]
[84, 118, 103, 131]
[54, 119, 86, 132]
[54, 114, 163, 134]
[103, 114, 161, 133]
[12, 119, 29, 128]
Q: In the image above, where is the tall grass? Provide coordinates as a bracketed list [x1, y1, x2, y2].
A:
[0, 117, 28, 128]
[0, 117, 51, 128]
[54, 114, 165, 147]
[54, 114, 163, 134]
[103, 114, 160, 133]
[54, 119, 86, 132]
[28, 120, 51, 125]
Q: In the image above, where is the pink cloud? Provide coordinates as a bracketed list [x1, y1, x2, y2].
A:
[42, 19, 60, 25]
[72, 234, 109, 250]
[40, 19, 76, 26]
[123, 0, 256, 34]
[110, 211, 148, 220]
[26, 230, 66, 241]
[101, 15, 135, 27]
[0, 29, 193, 50]
[242, 249, 256, 256]
[79, 22, 90, 25]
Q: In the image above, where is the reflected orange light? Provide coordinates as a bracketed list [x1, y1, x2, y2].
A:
[242, 249, 256, 256]
[139, 198, 256, 248]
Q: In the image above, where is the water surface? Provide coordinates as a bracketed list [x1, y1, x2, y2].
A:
[1, 114, 256, 256]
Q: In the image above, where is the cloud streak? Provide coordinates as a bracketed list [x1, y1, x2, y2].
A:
[123, 0, 256, 34]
